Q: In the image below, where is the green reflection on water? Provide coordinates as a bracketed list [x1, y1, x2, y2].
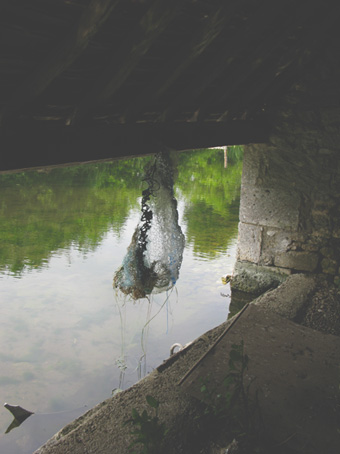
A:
[0, 148, 243, 450]
[0, 158, 151, 275]
[0, 148, 242, 276]
[176, 148, 242, 258]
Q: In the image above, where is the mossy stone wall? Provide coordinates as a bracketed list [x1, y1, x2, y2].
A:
[234, 59, 340, 292]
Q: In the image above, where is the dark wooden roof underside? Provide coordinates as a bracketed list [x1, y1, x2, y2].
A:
[0, 0, 339, 170]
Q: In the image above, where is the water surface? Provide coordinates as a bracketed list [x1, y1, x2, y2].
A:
[0, 148, 242, 453]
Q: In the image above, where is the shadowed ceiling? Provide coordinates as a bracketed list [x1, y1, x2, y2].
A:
[0, 0, 338, 171]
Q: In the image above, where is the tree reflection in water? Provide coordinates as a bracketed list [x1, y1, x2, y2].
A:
[113, 151, 185, 386]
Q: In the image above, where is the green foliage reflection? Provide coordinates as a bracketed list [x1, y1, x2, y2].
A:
[175, 148, 242, 258]
[0, 148, 242, 275]
[0, 159, 150, 275]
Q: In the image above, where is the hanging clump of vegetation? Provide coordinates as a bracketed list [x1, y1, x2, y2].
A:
[113, 151, 185, 300]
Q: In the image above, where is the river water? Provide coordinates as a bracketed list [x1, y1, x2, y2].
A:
[0, 148, 242, 453]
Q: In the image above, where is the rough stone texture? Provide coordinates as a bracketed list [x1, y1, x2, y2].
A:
[301, 280, 340, 336]
[260, 227, 294, 266]
[239, 185, 300, 229]
[274, 251, 319, 272]
[237, 222, 262, 263]
[253, 274, 318, 320]
[236, 70, 340, 284]
[181, 304, 340, 454]
[321, 257, 338, 275]
[231, 261, 288, 296]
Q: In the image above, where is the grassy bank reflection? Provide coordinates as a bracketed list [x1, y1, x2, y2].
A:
[0, 148, 242, 276]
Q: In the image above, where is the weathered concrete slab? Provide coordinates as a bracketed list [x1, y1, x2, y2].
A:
[253, 273, 318, 320]
[32, 278, 339, 454]
[179, 304, 340, 454]
[32, 320, 230, 454]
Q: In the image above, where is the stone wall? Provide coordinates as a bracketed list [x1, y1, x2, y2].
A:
[233, 59, 340, 294]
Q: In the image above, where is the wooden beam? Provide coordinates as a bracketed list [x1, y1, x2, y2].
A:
[218, 2, 340, 121]
[157, 0, 277, 122]
[0, 0, 120, 127]
[123, 2, 238, 123]
[207, 0, 322, 111]
[70, 0, 182, 126]
[0, 119, 270, 172]
[159, 0, 313, 122]
[0, 0, 10, 14]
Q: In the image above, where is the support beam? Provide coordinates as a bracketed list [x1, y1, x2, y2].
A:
[160, 0, 311, 122]
[0, 119, 270, 172]
[208, 0, 324, 111]
[70, 0, 181, 125]
[218, 2, 340, 121]
[0, 0, 120, 127]
[123, 2, 235, 123]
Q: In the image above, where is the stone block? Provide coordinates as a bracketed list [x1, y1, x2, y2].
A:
[232, 261, 288, 295]
[313, 198, 336, 211]
[320, 247, 337, 259]
[237, 222, 262, 263]
[274, 251, 319, 272]
[332, 215, 340, 238]
[260, 228, 292, 266]
[301, 238, 323, 252]
[318, 148, 335, 155]
[254, 274, 318, 320]
[242, 144, 267, 186]
[321, 107, 340, 125]
[240, 185, 300, 229]
[321, 258, 338, 275]
[311, 210, 332, 238]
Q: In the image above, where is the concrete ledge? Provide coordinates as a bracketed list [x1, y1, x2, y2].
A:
[34, 276, 338, 454]
[33, 323, 229, 454]
[254, 273, 318, 320]
[180, 303, 340, 454]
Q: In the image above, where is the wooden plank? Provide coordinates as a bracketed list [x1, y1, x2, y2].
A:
[219, 2, 340, 121]
[159, 0, 310, 122]
[69, 0, 182, 125]
[208, 0, 323, 110]
[0, 0, 10, 14]
[0, 119, 270, 172]
[123, 2, 239, 123]
[0, 0, 120, 126]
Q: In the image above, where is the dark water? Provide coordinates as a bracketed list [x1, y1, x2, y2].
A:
[0, 148, 242, 453]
